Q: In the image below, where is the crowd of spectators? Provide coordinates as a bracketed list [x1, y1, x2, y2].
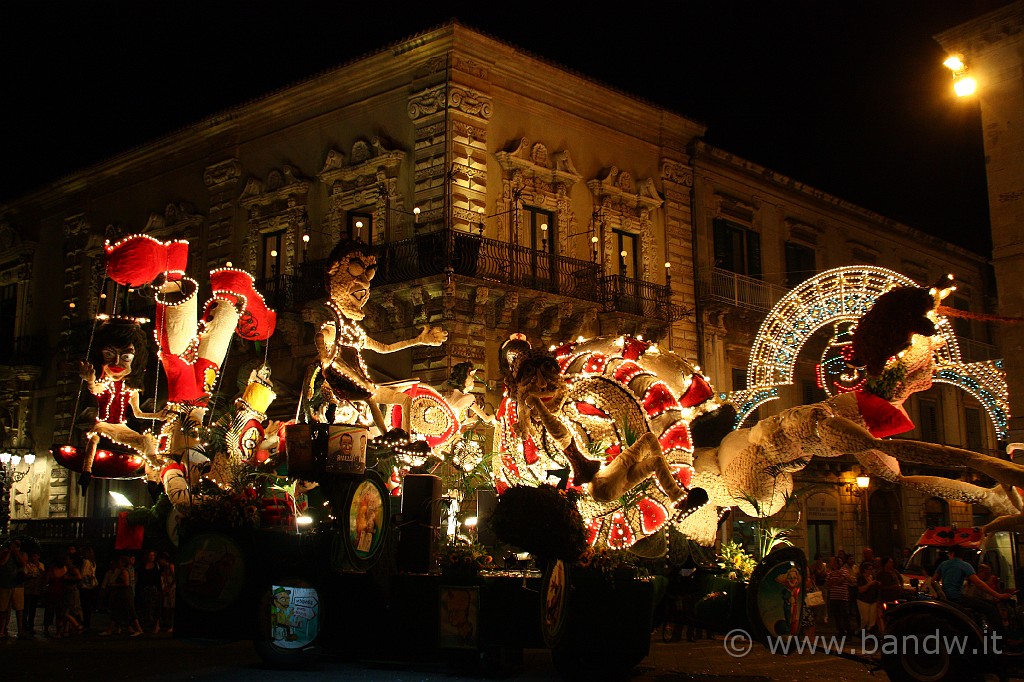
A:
[0, 538, 175, 639]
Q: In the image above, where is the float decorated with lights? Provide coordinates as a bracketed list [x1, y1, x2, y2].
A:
[490, 333, 721, 550]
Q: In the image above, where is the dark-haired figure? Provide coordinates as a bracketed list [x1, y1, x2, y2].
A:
[77, 318, 164, 489]
[441, 362, 495, 427]
[317, 239, 447, 433]
[495, 335, 706, 517]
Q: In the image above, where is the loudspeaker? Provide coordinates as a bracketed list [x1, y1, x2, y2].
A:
[476, 487, 499, 549]
[396, 474, 442, 573]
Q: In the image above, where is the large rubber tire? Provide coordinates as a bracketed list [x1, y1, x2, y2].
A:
[880, 613, 983, 682]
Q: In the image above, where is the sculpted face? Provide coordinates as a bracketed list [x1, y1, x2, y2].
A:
[100, 344, 136, 381]
[898, 333, 943, 397]
[327, 250, 378, 321]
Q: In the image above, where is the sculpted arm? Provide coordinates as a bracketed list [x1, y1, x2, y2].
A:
[364, 325, 447, 354]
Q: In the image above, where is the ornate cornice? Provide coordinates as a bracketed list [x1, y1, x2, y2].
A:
[661, 158, 693, 187]
[495, 138, 582, 190]
[203, 159, 242, 189]
[318, 138, 406, 191]
[407, 83, 493, 121]
[239, 165, 312, 210]
[143, 202, 205, 238]
[0, 222, 36, 270]
[934, 1, 1024, 56]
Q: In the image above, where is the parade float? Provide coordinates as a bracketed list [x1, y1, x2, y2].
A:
[51, 232, 1024, 677]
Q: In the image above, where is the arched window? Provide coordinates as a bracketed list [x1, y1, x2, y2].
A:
[924, 497, 949, 528]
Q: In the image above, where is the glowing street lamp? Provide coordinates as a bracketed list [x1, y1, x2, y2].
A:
[943, 54, 977, 97]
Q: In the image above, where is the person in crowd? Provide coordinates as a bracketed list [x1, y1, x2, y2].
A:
[42, 552, 67, 637]
[20, 547, 45, 638]
[802, 574, 820, 637]
[826, 555, 854, 635]
[59, 554, 84, 637]
[98, 557, 119, 613]
[967, 562, 1003, 601]
[932, 544, 1012, 633]
[998, 601, 1024, 651]
[0, 537, 27, 639]
[158, 552, 175, 635]
[845, 553, 860, 631]
[898, 547, 913, 572]
[136, 549, 163, 633]
[127, 553, 142, 629]
[78, 546, 99, 630]
[811, 553, 828, 589]
[877, 556, 903, 609]
[856, 560, 881, 635]
[100, 556, 141, 637]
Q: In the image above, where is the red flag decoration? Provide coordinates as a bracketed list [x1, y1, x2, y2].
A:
[114, 510, 144, 550]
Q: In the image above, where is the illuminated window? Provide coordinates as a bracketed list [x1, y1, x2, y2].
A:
[950, 295, 973, 340]
[261, 231, 285, 279]
[525, 206, 555, 254]
[713, 219, 761, 278]
[807, 521, 835, 561]
[784, 242, 816, 288]
[965, 407, 983, 450]
[0, 284, 15, 357]
[924, 497, 948, 528]
[918, 398, 941, 443]
[347, 211, 373, 244]
[614, 230, 639, 278]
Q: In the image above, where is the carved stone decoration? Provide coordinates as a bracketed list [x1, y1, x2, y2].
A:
[452, 56, 489, 80]
[587, 167, 664, 280]
[319, 138, 407, 243]
[239, 165, 313, 275]
[495, 138, 582, 249]
[661, 158, 694, 187]
[448, 85, 492, 119]
[408, 85, 448, 121]
[203, 159, 242, 190]
[144, 202, 204, 241]
[0, 221, 37, 361]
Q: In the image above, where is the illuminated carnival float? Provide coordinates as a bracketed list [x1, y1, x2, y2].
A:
[52, 235, 1022, 674]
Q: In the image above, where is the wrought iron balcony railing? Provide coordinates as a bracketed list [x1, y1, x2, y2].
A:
[600, 275, 670, 319]
[257, 229, 672, 319]
[698, 268, 789, 313]
[955, 337, 1001, 363]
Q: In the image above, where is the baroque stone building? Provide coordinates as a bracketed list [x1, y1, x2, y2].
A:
[0, 20, 1003, 561]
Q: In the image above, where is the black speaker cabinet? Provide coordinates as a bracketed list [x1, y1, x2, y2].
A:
[476, 487, 499, 549]
[396, 473, 442, 573]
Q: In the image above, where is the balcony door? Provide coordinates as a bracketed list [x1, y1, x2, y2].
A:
[614, 230, 640, 313]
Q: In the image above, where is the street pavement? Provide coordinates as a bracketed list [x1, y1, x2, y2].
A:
[4, 612, 884, 682]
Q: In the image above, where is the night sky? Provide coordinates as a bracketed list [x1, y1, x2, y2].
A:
[1, 1, 1007, 255]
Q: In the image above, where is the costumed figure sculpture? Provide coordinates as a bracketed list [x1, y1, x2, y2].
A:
[679, 278, 1024, 545]
[98, 235, 276, 506]
[439, 361, 495, 473]
[492, 334, 712, 549]
[55, 316, 165, 489]
[312, 238, 447, 435]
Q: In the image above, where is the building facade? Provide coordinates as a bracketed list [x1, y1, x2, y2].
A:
[0, 21, 1003, 562]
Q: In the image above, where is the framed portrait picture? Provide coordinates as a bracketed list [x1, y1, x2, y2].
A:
[747, 546, 809, 641]
[540, 559, 569, 648]
[438, 586, 479, 649]
[343, 472, 389, 570]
